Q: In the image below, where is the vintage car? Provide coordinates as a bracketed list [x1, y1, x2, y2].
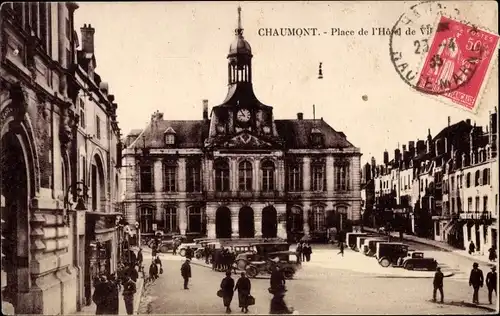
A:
[362, 238, 386, 256]
[355, 235, 377, 252]
[375, 242, 410, 267]
[235, 242, 290, 270]
[148, 234, 186, 253]
[346, 232, 368, 250]
[178, 242, 204, 257]
[194, 241, 222, 259]
[244, 251, 300, 279]
[395, 250, 438, 271]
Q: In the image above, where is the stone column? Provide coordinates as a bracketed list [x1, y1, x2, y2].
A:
[326, 155, 334, 193]
[303, 157, 311, 191]
[206, 159, 214, 192]
[303, 201, 310, 236]
[253, 159, 261, 192]
[276, 204, 287, 240]
[153, 159, 163, 192]
[230, 205, 239, 238]
[277, 159, 285, 192]
[352, 155, 361, 193]
[207, 205, 216, 239]
[254, 206, 263, 238]
[231, 158, 238, 192]
[479, 224, 485, 255]
[179, 201, 187, 236]
[178, 157, 187, 192]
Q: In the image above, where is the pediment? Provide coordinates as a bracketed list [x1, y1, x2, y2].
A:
[223, 133, 273, 148]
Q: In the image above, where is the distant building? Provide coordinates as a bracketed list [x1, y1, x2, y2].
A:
[122, 8, 362, 243]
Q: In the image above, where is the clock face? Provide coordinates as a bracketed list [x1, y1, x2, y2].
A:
[263, 126, 271, 134]
[237, 109, 251, 123]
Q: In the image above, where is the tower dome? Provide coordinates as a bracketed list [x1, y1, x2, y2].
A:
[228, 6, 252, 57]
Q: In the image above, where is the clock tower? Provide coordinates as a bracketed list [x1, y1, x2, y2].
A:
[205, 6, 283, 148]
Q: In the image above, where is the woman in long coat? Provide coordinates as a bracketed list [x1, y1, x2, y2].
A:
[234, 272, 252, 313]
[220, 270, 235, 313]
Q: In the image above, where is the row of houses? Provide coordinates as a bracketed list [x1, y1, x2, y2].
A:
[1, 3, 122, 314]
[361, 109, 498, 254]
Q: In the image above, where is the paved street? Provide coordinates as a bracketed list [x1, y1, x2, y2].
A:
[138, 247, 497, 314]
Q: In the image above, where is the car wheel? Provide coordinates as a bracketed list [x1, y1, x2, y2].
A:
[283, 268, 295, 279]
[159, 245, 169, 253]
[405, 263, 414, 270]
[379, 257, 391, 268]
[237, 259, 248, 270]
[195, 252, 202, 259]
[179, 249, 186, 257]
[245, 266, 258, 278]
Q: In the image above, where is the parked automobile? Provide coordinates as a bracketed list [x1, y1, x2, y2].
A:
[375, 242, 410, 267]
[356, 235, 377, 252]
[346, 232, 368, 250]
[178, 242, 203, 257]
[235, 242, 290, 270]
[245, 251, 300, 279]
[194, 241, 222, 259]
[148, 234, 186, 253]
[395, 250, 438, 271]
[361, 237, 386, 255]
[365, 238, 387, 256]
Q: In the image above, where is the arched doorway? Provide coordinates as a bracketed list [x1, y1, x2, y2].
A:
[262, 206, 277, 238]
[287, 206, 303, 242]
[239, 207, 255, 238]
[91, 154, 106, 212]
[216, 207, 232, 238]
[1, 132, 29, 308]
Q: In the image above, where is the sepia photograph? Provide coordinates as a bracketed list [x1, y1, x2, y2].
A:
[0, 1, 498, 315]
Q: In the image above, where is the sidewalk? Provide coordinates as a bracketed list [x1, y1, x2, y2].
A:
[363, 227, 495, 267]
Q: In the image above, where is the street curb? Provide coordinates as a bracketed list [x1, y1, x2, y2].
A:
[374, 272, 455, 279]
[133, 276, 145, 315]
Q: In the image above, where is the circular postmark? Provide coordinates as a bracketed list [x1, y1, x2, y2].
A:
[389, 1, 486, 96]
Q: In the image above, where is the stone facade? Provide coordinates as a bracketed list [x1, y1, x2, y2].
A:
[1, 4, 122, 314]
[121, 9, 362, 243]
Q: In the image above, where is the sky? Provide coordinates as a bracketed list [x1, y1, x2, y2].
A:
[74, 1, 498, 165]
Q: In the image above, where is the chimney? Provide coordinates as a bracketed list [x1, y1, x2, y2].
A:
[408, 141, 415, 155]
[448, 116, 451, 127]
[383, 150, 389, 165]
[99, 82, 109, 95]
[395, 148, 401, 162]
[416, 140, 425, 156]
[80, 24, 95, 54]
[297, 112, 303, 120]
[402, 144, 407, 152]
[466, 119, 471, 125]
[202, 99, 209, 120]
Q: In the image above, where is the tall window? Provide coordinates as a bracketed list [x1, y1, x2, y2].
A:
[290, 207, 303, 231]
[238, 161, 253, 191]
[261, 160, 275, 192]
[287, 163, 302, 192]
[215, 160, 230, 192]
[39, 3, 48, 51]
[164, 207, 177, 233]
[309, 205, 325, 232]
[140, 207, 154, 233]
[483, 169, 490, 185]
[335, 162, 350, 191]
[466, 173, 471, 188]
[186, 162, 201, 192]
[474, 170, 481, 187]
[451, 197, 455, 213]
[457, 197, 462, 212]
[312, 161, 326, 192]
[96, 115, 101, 139]
[140, 164, 153, 192]
[79, 97, 86, 128]
[483, 196, 488, 213]
[467, 197, 472, 212]
[475, 196, 480, 213]
[450, 176, 455, 191]
[188, 206, 203, 233]
[164, 164, 177, 192]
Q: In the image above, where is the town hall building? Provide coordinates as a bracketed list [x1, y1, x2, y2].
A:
[121, 8, 362, 243]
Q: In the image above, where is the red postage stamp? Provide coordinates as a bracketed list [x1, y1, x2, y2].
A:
[416, 15, 499, 112]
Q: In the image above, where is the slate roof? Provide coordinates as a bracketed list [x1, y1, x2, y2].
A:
[126, 118, 355, 149]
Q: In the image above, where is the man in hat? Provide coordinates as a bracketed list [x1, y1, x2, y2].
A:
[486, 266, 497, 304]
[181, 258, 192, 290]
[432, 267, 444, 303]
[269, 286, 294, 314]
[469, 262, 484, 304]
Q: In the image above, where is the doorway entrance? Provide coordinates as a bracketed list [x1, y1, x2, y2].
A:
[239, 207, 255, 238]
[262, 206, 277, 238]
[216, 207, 232, 238]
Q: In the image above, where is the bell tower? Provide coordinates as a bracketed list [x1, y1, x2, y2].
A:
[227, 6, 253, 85]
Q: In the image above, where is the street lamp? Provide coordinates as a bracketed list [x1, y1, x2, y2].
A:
[63, 181, 89, 225]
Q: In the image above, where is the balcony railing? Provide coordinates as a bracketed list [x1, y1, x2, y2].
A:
[459, 211, 493, 220]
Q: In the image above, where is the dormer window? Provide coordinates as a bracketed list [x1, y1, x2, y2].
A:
[164, 127, 176, 146]
[310, 127, 324, 147]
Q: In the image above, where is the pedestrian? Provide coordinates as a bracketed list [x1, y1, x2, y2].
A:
[303, 243, 312, 262]
[295, 243, 302, 264]
[181, 258, 192, 290]
[212, 248, 219, 271]
[469, 262, 484, 304]
[106, 273, 120, 314]
[220, 270, 235, 313]
[127, 264, 139, 282]
[486, 266, 497, 304]
[270, 265, 286, 293]
[137, 248, 144, 272]
[300, 243, 306, 262]
[269, 287, 294, 314]
[432, 267, 444, 303]
[154, 255, 163, 274]
[469, 240, 476, 255]
[204, 245, 210, 264]
[149, 262, 159, 280]
[122, 274, 137, 315]
[337, 241, 344, 257]
[92, 275, 109, 314]
[185, 246, 194, 260]
[234, 272, 251, 313]
[488, 246, 497, 262]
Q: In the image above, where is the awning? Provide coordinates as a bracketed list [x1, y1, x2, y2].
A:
[445, 220, 461, 236]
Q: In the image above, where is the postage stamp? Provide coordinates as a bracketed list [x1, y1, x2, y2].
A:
[389, 1, 499, 113]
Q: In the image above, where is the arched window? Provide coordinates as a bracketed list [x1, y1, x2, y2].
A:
[238, 161, 253, 191]
[482, 169, 490, 186]
[474, 170, 481, 187]
[140, 207, 154, 233]
[261, 160, 275, 192]
[163, 207, 177, 233]
[466, 173, 471, 188]
[215, 160, 230, 192]
[309, 205, 325, 232]
[188, 206, 203, 233]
